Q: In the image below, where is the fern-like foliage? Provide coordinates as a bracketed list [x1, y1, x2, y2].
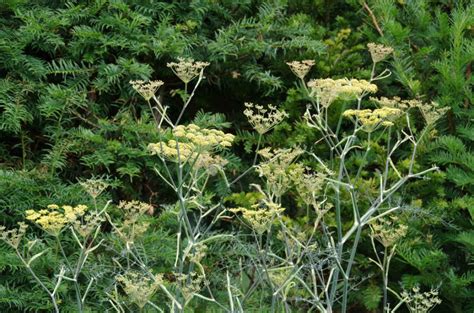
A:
[367, 1, 474, 310]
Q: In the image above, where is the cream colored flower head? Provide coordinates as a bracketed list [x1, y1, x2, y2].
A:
[243, 102, 288, 134]
[172, 124, 235, 149]
[370, 216, 408, 247]
[367, 43, 394, 63]
[148, 124, 233, 172]
[0, 222, 28, 249]
[286, 60, 315, 80]
[400, 286, 442, 313]
[79, 178, 110, 199]
[73, 213, 104, 238]
[117, 271, 163, 309]
[256, 147, 305, 197]
[307, 78, 378, 108]
[130, 80, 164, 101]
[230, 200, 285, 234]
[370, 97, 448, 125]
[167, 57, 210, 83]
[114, 201, 153, 244]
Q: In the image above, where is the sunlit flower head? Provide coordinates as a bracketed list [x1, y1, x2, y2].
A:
[244, 103, 288, 134]
[130, 80, 164, 101]
[286, 60, 315, 80]
[167, 57, 210, 83]
[307, 78, 378, 108]
[343, 107, 402, 132]
[367, 43, 394, 63]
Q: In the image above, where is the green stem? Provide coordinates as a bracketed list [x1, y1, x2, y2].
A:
[17, 250, 60, 313]
[55, 236, 83, 311]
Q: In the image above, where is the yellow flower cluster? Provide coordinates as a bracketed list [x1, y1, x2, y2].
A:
[25, 204, 87, 236]
[230, 200, 285, 234]
[286, 60, 315, 79]
[148, 124, 234, 172]
[172, 124, 234, 148]
[307, 78, 378, 108]
[149, 140, 230, 174]
[343, 107, 402, 132]
[117, 271, 163, 309]
[401, 286, 442, 313]
[370, 216, 408, 247]
[370, 97, 448, 125]
[129, 80, 164, 101]
[367, 43, 394, 63]
[148, 140, 196, 162]
[167, 57, 210, 83]
[0, 222, 28, 249]
[243, 103, 288, 135]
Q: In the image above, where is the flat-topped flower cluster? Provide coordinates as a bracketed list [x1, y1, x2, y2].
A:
[307, 78, 378, 108]
[343, 107, 403, 132]
[148, 124, 234, 159]
[172, 124, 234, 148]
[167, 57, 210, 84]
[25, 204, 88, 236]
[230, 200, 285, 234]
[148, 124, 234, 174]
[243, 102, 288, 135]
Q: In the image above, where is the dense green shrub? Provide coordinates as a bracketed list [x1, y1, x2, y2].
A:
[0, 0, 472, 312]
[361, 1, 474, 311]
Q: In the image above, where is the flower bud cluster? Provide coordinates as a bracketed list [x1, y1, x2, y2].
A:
[289, 165, 327, 209]
[115, 201, 153, 244]
[193, 153, 228, 176]
[256, 147, 304, 197]
[79, 178, 110, 199]
[73, 213, 104, 238]
[188, 242, 208, 264]
[175, 272, 207, 302]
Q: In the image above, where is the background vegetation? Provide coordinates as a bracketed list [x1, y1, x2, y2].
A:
[0, 0, 472, 312]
